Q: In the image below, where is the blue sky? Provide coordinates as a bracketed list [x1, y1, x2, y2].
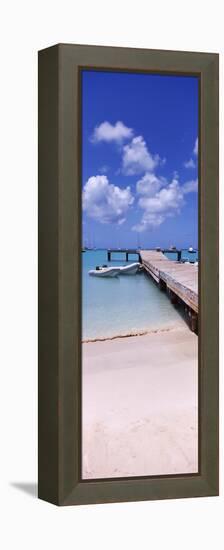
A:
[82, 69, 198, 249]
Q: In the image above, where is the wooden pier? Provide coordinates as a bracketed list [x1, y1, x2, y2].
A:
[139, 250, 198, 332]
[107, 249, 141, 262]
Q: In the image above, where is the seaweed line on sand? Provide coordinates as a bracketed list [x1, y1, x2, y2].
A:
[82, 325, 187, 344]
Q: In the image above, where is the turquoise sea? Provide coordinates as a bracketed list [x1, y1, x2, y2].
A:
[82, 249, 198, 340]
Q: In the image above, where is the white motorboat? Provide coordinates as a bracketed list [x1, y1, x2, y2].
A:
[89, 266, 120, 277]
[119, 262, 141, 275]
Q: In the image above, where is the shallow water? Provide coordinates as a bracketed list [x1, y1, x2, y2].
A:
[82, 250, 197, 340]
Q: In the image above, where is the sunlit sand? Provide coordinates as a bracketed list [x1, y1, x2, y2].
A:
[82, 326, 198, 479]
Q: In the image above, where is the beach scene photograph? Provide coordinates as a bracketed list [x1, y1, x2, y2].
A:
[81, 69, 199, 479]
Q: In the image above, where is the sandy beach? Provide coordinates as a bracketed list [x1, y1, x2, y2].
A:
[82, 326, 198, 479]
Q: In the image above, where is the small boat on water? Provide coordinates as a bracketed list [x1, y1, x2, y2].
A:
[119, 262, 141, 275]
[88, 262, 141, 277]
[89, 266, 120, 278]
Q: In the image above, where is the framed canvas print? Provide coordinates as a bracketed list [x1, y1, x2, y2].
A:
[38, 44, 219, 505]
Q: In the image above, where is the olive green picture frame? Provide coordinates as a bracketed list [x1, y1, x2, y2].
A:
[38, 43, 219, 506]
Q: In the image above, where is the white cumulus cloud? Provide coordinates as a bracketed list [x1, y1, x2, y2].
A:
[184, 137, 198, 168]
[132, 176, 198, 232]
[82, 175, 134, 225]
[136, 172, 167, 196]
[132, 213, 165, 232]
[182, 179, 198, 194]
[184, 158, 196, 169]
[91, 121, 133, 144]
[194, 137, 198, 156]
[138, 178, 184, 215]
[122, 136, 161, 175]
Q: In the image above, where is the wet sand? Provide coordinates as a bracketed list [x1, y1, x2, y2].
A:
[82, 327, 198, 479]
